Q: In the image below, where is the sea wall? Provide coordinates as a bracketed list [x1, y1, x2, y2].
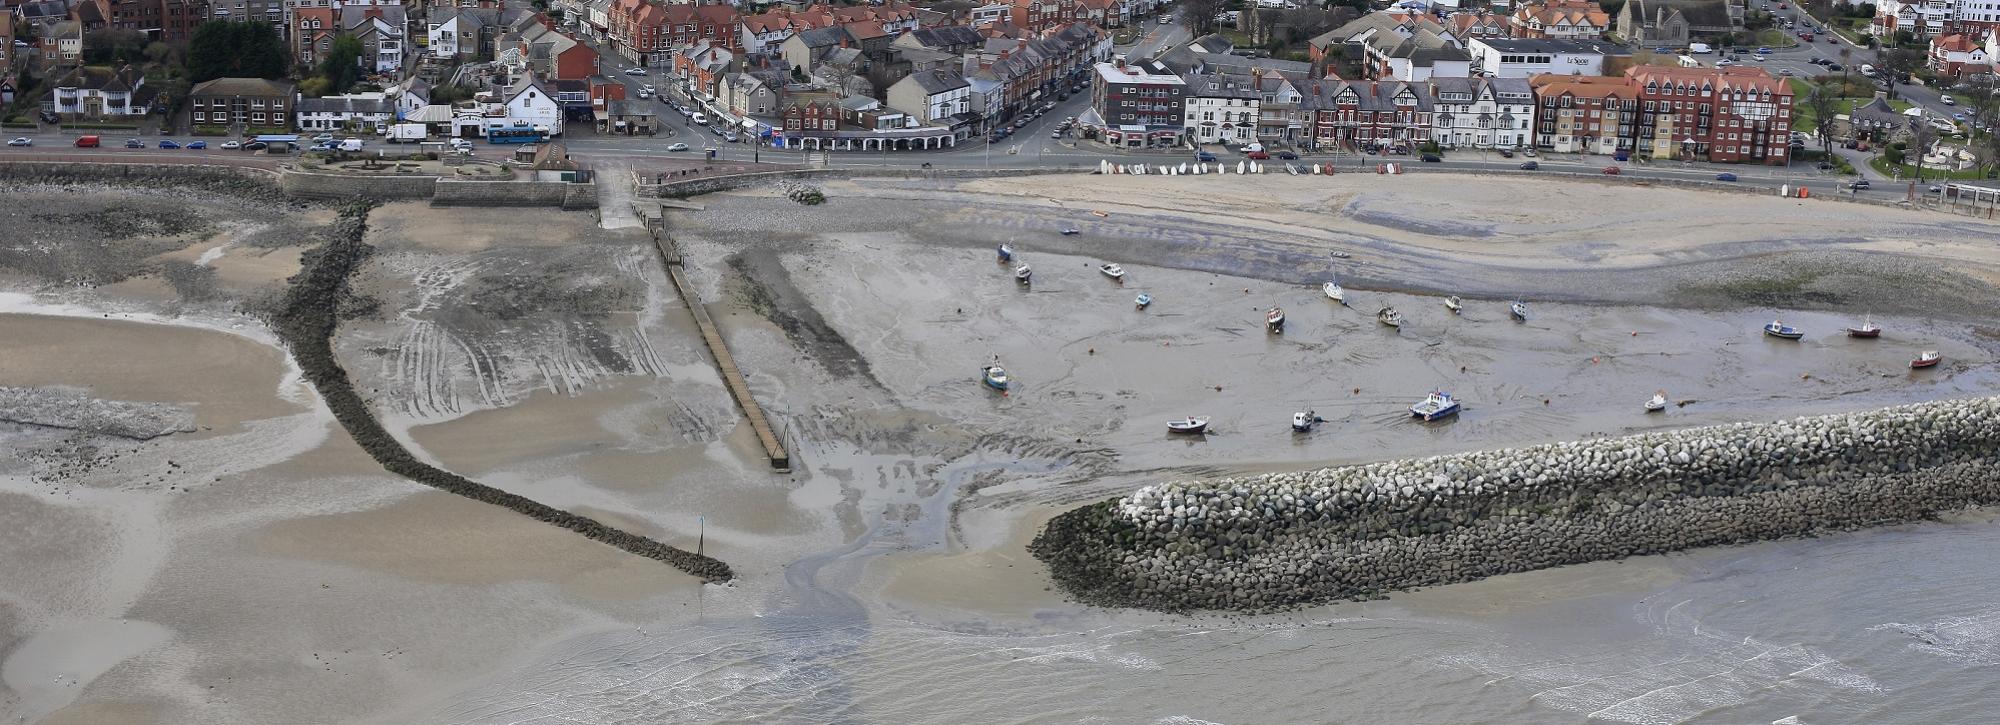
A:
[277, 168, 438, 200]
[432, 178, 597, 209]
[1032, 397, 2000, 612]
[651, 167, 1071, 198]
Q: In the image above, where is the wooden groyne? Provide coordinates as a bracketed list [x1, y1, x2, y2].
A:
[646, 219, 791, 472]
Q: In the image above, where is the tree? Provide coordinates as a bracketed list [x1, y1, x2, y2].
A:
[1876, 48, 1923, 99]
[186, 21, 288, 83]
[1910, 124, 1939, 180]
[1807, 85, 1838, 152]
[1837, 46, 1852, 77]
[319, 34, 364, 93]
[83, 29, 148, 65]
[1181, 0, 1225, 37]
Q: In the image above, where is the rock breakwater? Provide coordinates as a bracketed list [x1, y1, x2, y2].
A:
[1033, 398, 2000, 612]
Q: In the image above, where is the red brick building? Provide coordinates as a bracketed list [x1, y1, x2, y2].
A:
[1009, 0, 1085, 33]
[1627, 65, 1794, 165]
[781, 97, 840, 133]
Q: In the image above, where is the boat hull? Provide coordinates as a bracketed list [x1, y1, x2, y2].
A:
[1167, 423, 1209, 435]
[1764, 329, 1803, 340]
[1911, 357, 1940, 369]
[1411, 404, 1460, 421]
[1847, 328, 1880, 338]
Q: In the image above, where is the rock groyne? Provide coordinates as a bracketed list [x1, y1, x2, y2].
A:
[1033, 399, 2000, 612]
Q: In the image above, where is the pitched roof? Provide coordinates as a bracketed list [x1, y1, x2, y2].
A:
[190, 77, 297, 97]
[901, 25, 983, 49]
[1626, 0, 1733, 30]
[906, 68, 968, 94]
[1511, 0, 1609, 29]
[606, 99, 655, 116]
[1527, 72, 1630, 99]
[796, 26, 850, 48]
[57, 66, 143, 93]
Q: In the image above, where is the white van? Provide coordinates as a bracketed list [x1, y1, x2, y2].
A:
[1860, 64, 1876, 76]
[691, 112, 707, 126]
[1688, 42, 1712, 54]
[337, 138, 364, 152]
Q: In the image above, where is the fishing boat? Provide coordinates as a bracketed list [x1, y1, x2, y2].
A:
[1167, 417, 1210, 435]
[1644, 390, 1668, 412]
[1763, 320, 1804, 340]
[981, 359, 1010, 391]
[1409, 390, 1461, 421]
[1014, 264, 1032, 284]
[1135, 292, 1152, 309]
[1061, 227, 1081, 236]
[1323, 280, 1345, 304]
[1847, 315, 1881, 338]
[1509, 300, 1529, 320]
[1266, 306, 1285, 333]
[1291, 410, 1323, 432]
[997, 244, 1014, 262]
[1444, 296, 1463, 314]
[1329, 251, 1352, 259]
[1100, 263, 1125, 281]
[1377, 306, 1403, 328]
[1911, 350, 1941, 369]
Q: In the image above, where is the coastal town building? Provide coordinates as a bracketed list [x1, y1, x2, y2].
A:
[1930, 32, 1991, 77]
[1627, 65, 1792, 165]
[1182, 71, 1262, 145]
[1616, 0, 1736, 48]
[187, 77, 296, 129]
[1088, 60, 1186, 148]
[1300, 79, 1436, 152]
[1429, 75, 1535, 149]
[1508, 0, 1610, 38]
[47, 66, 155, 120]
[1529, 73, 1633, 154]
[1466, 37, 1625, 78]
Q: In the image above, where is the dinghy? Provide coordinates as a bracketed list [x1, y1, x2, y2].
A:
[1014, 264, 1032, 284]
[1167, 417, 1209, 435]
[1644, 390, 1667, 412]
[1444, 295, 1463, 313]
[1377, 306, 1403, 328]
[1509, 300, 1529, 321]
[1135, 292, 1152, 309]
[1266, 306, 1286, 333]
[997, 243, 1013, 262]
[1099, 263, 1125, 281]
[1291, 410, 1323, 432]
[1323, 280, 1345, 304]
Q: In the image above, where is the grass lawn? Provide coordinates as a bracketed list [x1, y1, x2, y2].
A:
[1794, 92, 1914, 134]
[1753, 29, 1801, 48]
[1868, 155, 1994, 181]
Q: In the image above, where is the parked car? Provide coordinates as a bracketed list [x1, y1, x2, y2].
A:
[1849, 179, 1871, 190]
[1521, 148, 1537, 157]
[1756, 47, 1772, 54]
[1051, 130, 1063, 139]
[220, 140, 241, 149]
[1519, 161, 1540, 170]
[6, 137, 29, 146]
[1246, 150, 1270, 160]
[1942, 94, 1957, 105]
[1196, 150, 1217, 162]
[1614, 149, 1630, 161]
[1602, 166, 1621, 175]
[185, 141, 207, 149]
[1276, 150, 1298, 160]
[39, 111, 60, 124]
[158, 139, 181, 149]
[309, 142, 335, 152]
[125, 139, 145, 148]
[1716, 172, 1738, 181]
[243, 141, 268, 151]
[1828, 63, 1844, 71]
[1420, 153, 1441, 162]
[1498, 148, 1515, 158]
[312, 133, 335, 143]
[723, 131, 739, 142]
[623, 66, 647, 75]
[667, 142, 689, 151]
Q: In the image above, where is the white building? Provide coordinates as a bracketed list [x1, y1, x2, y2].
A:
[502, 78, 563, 134]
[296, 92, 394, 131]
[1182, 72, 1261, 145]
[428, 9, 491, 59]
[48, 67, 152, 120]
[1427, 76, 1535, 149]
[971, 2, 1009, 26]
[1466, 37, 1619, 78]
[888, 69, 973, 129]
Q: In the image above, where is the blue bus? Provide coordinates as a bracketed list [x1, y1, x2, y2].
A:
[486, 124, 540, 144]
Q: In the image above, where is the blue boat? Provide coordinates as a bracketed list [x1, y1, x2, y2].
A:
[982, 359, 1010, 391]
[997, 244, 1014, 262]
[1409, 390, 1460, 421]
[1763, 320, 1804, 340]
[1135, 292, 1152, 309]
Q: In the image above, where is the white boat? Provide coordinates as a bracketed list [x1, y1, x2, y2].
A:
[1100, 263, 1125, 281]
[1644, 390, 1667, 412]
[1014, 264, 1032, 284]
[1377, 306, 1402, 328]
[1135, 292, 1152, 309]
[1266, 306, 1285, 333]
[982, 359, 1010, 391]
[1409, 390, 1461, 421]
[1509, 300, 1529, 320]
[1444, 296, 1462, 313]
[1167, 417, 1209, 435]
[1291, 410, 1322, 432]
[1323, 281, 1345, 304]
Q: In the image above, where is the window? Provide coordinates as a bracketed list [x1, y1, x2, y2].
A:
[193, 111, 206, 122]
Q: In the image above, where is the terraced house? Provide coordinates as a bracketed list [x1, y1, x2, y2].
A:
[1300, 79, 1435, 152]
[1428, 76, 1535, 150]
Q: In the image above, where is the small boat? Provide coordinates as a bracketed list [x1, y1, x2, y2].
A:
[997, 244, 1014, 262]
[1409, 390, 1461, 421]
[1644, 390, 1667, 412]
[1911, 350, 1941, 369]
[1847, 315, 1881, 338]
[1100, 263, 1125, 281]
[1060, 228, 1081, 236]
[1509, 300, 1528, 320]
[1329, 251, 1352, 259]
[1291, 410, 1324, 432]
[1167, 417, 1209, 435]
[1014, 264, 1032, 284]
[1444, 296, 1463, 314]
[1377, 306, 1402, 328]
[981, 359, 1010, 391]
[1763, 320, 1803, 340]
[1135, 292, 1152, 309]
[1266, 306, 1285, 333]
[1323, 281, 1345, 304]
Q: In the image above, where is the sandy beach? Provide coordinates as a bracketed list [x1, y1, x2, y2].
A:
[7, 172, 2000, 724]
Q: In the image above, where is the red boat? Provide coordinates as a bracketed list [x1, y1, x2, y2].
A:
[1911, 351, 1941, 369]
[1847, 316, 1881, 338]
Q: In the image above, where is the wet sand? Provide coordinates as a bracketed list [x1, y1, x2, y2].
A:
[10, 175, 2000, 724]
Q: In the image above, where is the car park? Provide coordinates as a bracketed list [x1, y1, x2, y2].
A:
[220, 141, 240, 149]
[185, 141, 207, 149]
[158, 139, 180, 149]
[6, 137, 29, 146]
[667, 142, 689, 151]
[124, 139, 144, 148]
[1519, 161, 1539, 170]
